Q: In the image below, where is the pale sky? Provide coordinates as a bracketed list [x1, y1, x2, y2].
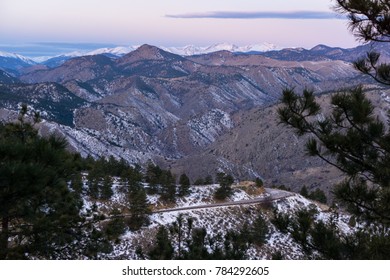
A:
[0, 0, 358, 56]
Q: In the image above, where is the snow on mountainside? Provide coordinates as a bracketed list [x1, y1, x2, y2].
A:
[0, 51, 36, 72]
[86, 46, 135, 56]
[162, 42, 280, 56]
[1, 43, 279, 66]
[0, 51, 36, 64]
[76, 178, 355, 260]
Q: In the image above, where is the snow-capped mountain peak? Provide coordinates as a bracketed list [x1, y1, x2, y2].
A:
[161, 42, 280, 56]
[86, 46, 135, 56]
[0, 50, 36, 65]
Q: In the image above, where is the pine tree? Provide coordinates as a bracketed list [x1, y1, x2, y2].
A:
[0, 106, 83, 259]
[214, 172, 234, 200]
[249, 213, 269, 246]
[145, 162, 162, 194]
[185, 228, 209, 259]
[255, 177, 263, 188]
[87, 173, 100, 199]
[204, 175, 214, 185]
[100, 175, 113, 200]
[70, 172, 84, 195]
[278, 2, 390, 255]
[128, 188, 151, 231]
[104, 209, 126, 241]
[178, 173, 191, 197]
[160, 170, 176, 203]
[148, 226, 174, 260]
[171, 214, 185, 258]
[299, 186, 309, 198]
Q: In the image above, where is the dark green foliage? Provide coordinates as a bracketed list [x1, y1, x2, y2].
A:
[178, 173, 191, 197]
[299, 186, 309, 197]
[255, 177, 264, 188]
[216, 172, 234, 187]
[273, 207, 390, 259]
[300, 186, 327, 204]
[214, 172, 234, 200]
[290, 209, 315, 253]
[104, 209, 126, 241]
[204, 175, 214, 185]
[193, 175, 213, 186]
[128, 188, 151, 231]
[144, 163, 179, 200]
[220, 230, 249, 259]
[185, 228, 209, 259]
[248, 213, 269, 246]
[279, 86, 390, 224]
[275, 1, 390, 259]
[160, 170, 176, 203]
[120, 165, 143, 193]
[310, 220, 343, 259]
[0, 105, 109, 259]
[147, 215, 251, 260]
[148, 226, 174, 260]
[171, 214, 185, 258]
[334, 0, 390, 44]
[70, 172, 84, 195]
[87, 173, 100, 199]
[84, 228, 113, 258]
[309, 189, 327, 204]
[271, 210, 290, 234]
[144, 162, 163, 194]
[85, 173, 114, 200]
[100, 175, 113, 200]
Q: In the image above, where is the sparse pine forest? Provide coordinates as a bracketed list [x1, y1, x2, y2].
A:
[1, 0, 390, 260]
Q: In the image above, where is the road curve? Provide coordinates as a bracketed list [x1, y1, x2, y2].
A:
[154, 188, 294, 214]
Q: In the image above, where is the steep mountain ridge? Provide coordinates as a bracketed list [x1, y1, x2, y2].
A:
[0, 43, 383, 190]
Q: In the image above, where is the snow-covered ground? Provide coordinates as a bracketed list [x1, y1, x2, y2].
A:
[79, 178, 357, 260]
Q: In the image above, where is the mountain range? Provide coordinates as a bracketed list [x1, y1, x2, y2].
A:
[0, 42, 389, 192]
[0, 43, 280, 71]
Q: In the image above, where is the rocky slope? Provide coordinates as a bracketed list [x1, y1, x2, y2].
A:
[0, 44, 386, 191]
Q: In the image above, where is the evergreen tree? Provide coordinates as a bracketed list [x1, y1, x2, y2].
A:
[178, 173, 191, 197]
[160, 170, 176, 203]
[0, 106, 83, 259]
[204, 175, 214, 185]
[70, 172, 84, 195]
[222, 230, 248, 260]
[278, 2, 390, 236]
[309, 189, 327, 204]
[104, 209, 126, 242]
[100, 175, 113, 200]
[299, 186, 309, 198]
[214, 172, 234, 200]
[171, 214, 185, 258]
[128, 188, 151, 231]
[335, 0, 390, 44]
[185, 228, 209, 259]
[148, 226, 174, 260]
[249, 213, 269, 246]
[255, 177, 263, 188]
[145, 162, 162, 194]
[87, 174, 100, 199]
[120, 165, 143, 193]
